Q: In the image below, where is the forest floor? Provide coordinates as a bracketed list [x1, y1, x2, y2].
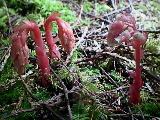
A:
[0, 0, 160, 120]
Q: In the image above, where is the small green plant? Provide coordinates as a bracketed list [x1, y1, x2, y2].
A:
[133, 102, 160, 117]
[110, 70, 124, 83]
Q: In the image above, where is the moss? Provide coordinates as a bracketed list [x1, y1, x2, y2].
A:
[33, 88, 50, 100]
[0, 58, 15, 83]
[72, 102, 108, 120]
[72, 102, 89, 120]
[145, 38, 160, 54]
[2, 98, 34, 119]
[99, 59, 110, 69]
[150, 0, 160, 12]
[83, 1, 93, 13]
[9, 112, 35, 120]
[79, 66, 102, 92]
[145, 37, 160, 74]
[95, 3, 112, 15]
[27, 0, 76, 23]
[83, 1, 112, 15]
[71, 50, 83, 63]
[134, 3, 148, 13]
[80, 66, 100, 82]
[80, 18, 92, 26]
[0, 38, 11, 47]
[0, 81, 23, 106]
[133, 102, 160, 117]
[140, 90, 150, 102]
[21, 99, 31, 109]
[110, 70, 124, 83]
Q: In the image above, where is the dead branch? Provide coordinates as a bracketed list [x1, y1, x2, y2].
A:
[51, 69, 73, 120]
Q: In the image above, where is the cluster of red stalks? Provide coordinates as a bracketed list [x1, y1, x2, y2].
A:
[106, 12, 147, 104]
[10, 12, 147, 105]
[10, 12, 75, 88]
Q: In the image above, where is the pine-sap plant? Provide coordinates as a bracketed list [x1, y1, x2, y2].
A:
[10, 12, 75, 88]
[106, 12, 147, 105]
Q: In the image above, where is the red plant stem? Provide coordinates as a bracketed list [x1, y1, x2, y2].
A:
[44, 22, 55, 45]
[134, 45, 143, 89]
[135, 46, 141, 69]
[45, 13, 75, 53]
[44, 19, 60, 59]
[129, 45, 143, 104]
[15, 21, 52, 87]
[32, 27, 50, 74]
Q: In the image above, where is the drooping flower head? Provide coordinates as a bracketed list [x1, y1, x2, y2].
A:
[11, 21, 52, 87]
[45, 12, 75, 53]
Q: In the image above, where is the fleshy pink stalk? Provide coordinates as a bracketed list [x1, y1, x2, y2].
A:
[44, 12, 75, 54]
[44, 16, 61, 59]
[106, 13, 147, 104]
[11, 21, 51, 87]
[129, 32, 146, 104]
